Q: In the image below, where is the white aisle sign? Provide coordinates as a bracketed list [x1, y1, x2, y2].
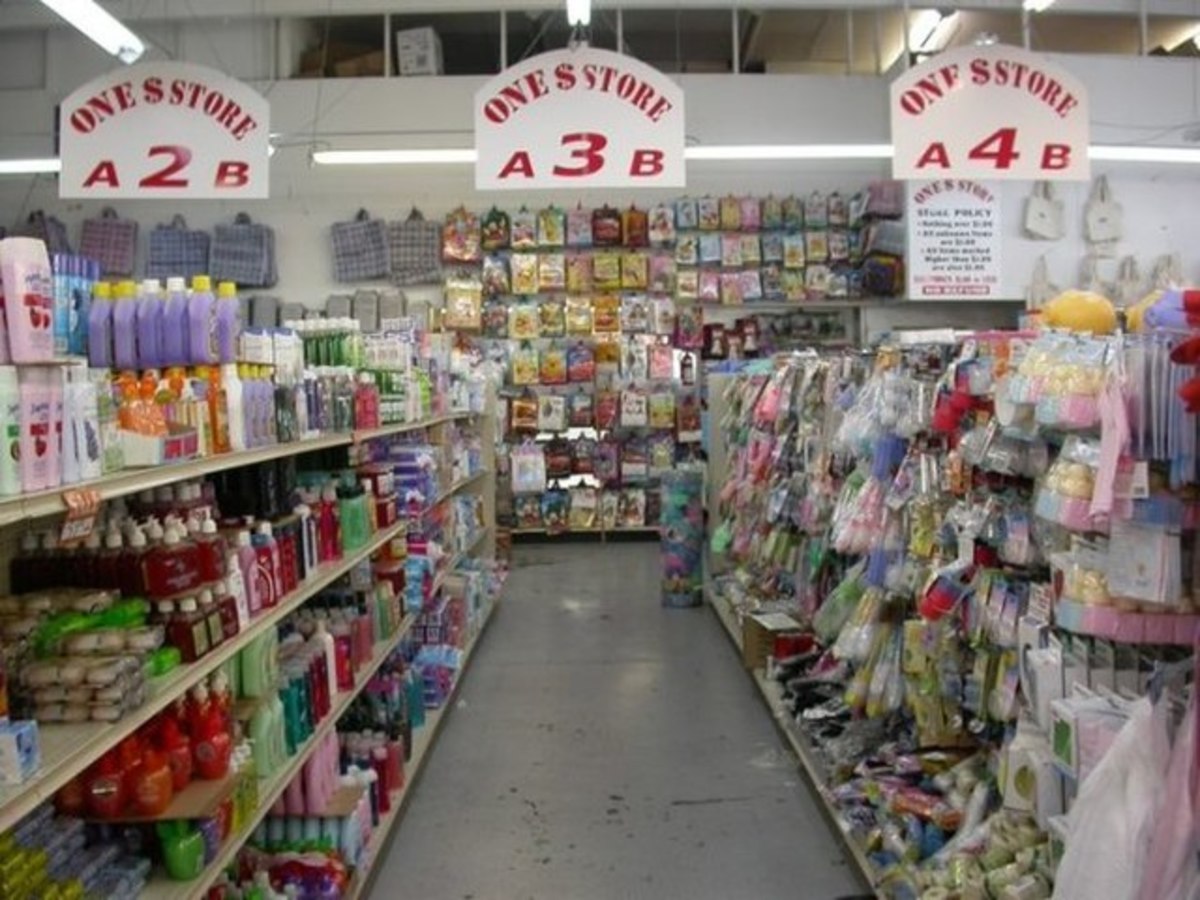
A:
[474, 46, 685, 190]
[60, 62, 269, 199]
[891, 45, 1089, 182]
[906, 179, 1002, 300]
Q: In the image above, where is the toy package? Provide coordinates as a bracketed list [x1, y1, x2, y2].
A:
[538, 205, 565, 247]
[539, 299, 566, 337]
[442, 207, 481, 263]
[481, 206, 510, 250]
[511, 208, 537, 249]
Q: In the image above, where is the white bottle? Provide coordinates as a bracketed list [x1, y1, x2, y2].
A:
[0, 366, 20, 496]
[222, 363, 246, 452]
[224, 554, 251, 629]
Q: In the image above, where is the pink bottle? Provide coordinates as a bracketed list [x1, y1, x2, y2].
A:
[17, 367, 55, 492]
[0, 237, 54, 363]
[235, 530, 261, 617]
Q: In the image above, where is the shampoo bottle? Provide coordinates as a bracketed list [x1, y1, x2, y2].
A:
[161, 276, 190, 367]
[0, 366, 21, 496]
[87, 281, 114, 368]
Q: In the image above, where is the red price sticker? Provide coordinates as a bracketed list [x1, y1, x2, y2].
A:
[60, 489, 102, 546]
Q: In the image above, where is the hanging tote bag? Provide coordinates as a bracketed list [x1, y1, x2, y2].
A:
[17, 210, 72, 255]
[1114, 256, 1143, 307]
[1023, 181, 1065, 241]
[1151, 253, 1184, 291]
[1025, 256, 1059, 310]
[1079, 255, 1112, 297]
[388, 208, 442, 286]
[330, 209, 390, 283]
[1084, 175, 1123, 247]
[79, 206, 138, 275]
[211, 212, 277, 287]
[146, 215, 210, 280]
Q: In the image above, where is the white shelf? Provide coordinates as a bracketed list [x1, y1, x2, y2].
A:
[141, 610, 421, 900]
[430, 527, 491, 596]
[424, 470, 488, 512]
[703, 581, 880, 897]
[352, 411, 474, 444]
[0, 519, 409, 834]
[343, 599, 499, 900]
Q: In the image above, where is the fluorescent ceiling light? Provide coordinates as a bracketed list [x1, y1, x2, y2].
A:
[686, 144, 894, 161]
[909, 10, 957, 51]
[566, 0, 591, 27]
[312, 148, 478, 165]
[37, 0, 145, 63]
[1023, 0, 1056, 12]
[0, 158, 62, 175]
[298, 143, 1200, 167]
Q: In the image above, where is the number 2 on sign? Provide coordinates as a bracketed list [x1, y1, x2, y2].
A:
[82, 145, 252, 190]
[916, 128, 1071, 172]
[497, 132, 665, 180]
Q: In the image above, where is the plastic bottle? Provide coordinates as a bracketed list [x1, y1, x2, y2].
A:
[223, 551, 251, 629]
[87, 281, 114, 368]
[17, 366, 55, 492]
[68, 367, 101, 481]
[222, 363, 246, 451]
[0, 366, 21, 496]
[234, 530, 261, 617]
[51, 253, 69, 357]
[112, 281, 139, 371]
[70, 258, 95, 358]
[120, 526, 148, 598]
[317, 484, 341, 563]
[160, 711, 193, 792]
[143, 524, 202, 598]
[188, 275, 217, 365]
[195, 518, 227, 583]
[136, 279, 164, 369]
[0, 237, 54, 363]
[161, 277, 190, 367]
[84, 751, 128, 819]
[313, 620, 338, 712]
[197, 588, 225, 651]
[251, 524, 280, 609]
[59, 368, 80, 486]
[215, 282, 241, 364]
[190, 684, 232, 781]
[213, 579, 241, 641]
[132, 746, 174, 816]
[168, 596, 210, 663]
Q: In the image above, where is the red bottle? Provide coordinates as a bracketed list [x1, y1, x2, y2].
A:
[317, 484, 341, 563]
[197, 589, 225, 651]
[131, 747, 174, 816]
[167, 597, 210, 663]
[213, 581, 241, 641]
[95, 527, 123, 592]
[84, 751, 127, 819]
[195, 519, 227, 583]
[119, 527, 149, 598]
[191, 687, 232, 781]
[142, 525, 201, 599]
[159, 712, 193, 792]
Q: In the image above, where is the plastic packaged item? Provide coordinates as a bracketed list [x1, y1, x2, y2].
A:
[1, 237, 54, 363]
[17, 366, 58, 493]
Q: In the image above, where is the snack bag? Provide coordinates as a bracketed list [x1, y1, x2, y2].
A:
[621, 252, 649, 290]
[539, 298, 566, 337]
[566, 205, 593, 247]
[538, 205, 566, 247]
[565, 296, 594, 335]
[566, 254, 593, 294]
[622, 206, 649, 248]
[509, 302, 540, 339]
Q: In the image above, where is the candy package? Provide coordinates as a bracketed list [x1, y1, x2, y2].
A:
[566, 205, 593, 247]
[511, 253, 538, 295]
[511, 208, 537, 249]
[539, 299, 565, 337]
[621, 295, 651, 333]
[566, 254, 593, 294]
[442, 207, 481, 263]
[538, 206, 565, 247]
[509, 302, 540, 339]
[565, 296, 594, 335]
[511, 343, 539, 384]
[623, 206, 649, 248]
[593, 206, 622, 246]
[540, 344, 567, 384]
[539, 254, 566, 292]
[649, 204, 676, 245]
[482, 207, 510, 250]
[593, 295, 621, 333]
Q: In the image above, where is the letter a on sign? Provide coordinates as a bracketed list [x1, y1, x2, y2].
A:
[474, 45, 685, 190]
[889, 44, 1089, 182]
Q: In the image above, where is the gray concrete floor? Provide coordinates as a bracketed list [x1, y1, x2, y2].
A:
[370, 542, 862, 900]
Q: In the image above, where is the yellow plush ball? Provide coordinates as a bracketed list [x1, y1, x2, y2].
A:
[1042, 290, 1117, 335]
[1125, 290, 1162, 333]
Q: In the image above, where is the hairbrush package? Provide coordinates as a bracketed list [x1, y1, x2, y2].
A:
[482, 207, 511, 251]
[511, 207, 537, 249]
[567, 204, 593, 247]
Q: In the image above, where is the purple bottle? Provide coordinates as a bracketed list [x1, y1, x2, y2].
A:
[136, 279, 163, 369]
[214, 281, 241, 364]
[160, 277, 190, 367]
[187, 275, 216, 365]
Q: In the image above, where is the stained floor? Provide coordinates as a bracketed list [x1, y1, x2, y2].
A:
[371, 541, 862, 900]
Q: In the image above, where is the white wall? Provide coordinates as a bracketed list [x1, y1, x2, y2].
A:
[0, 30, 1198, 335]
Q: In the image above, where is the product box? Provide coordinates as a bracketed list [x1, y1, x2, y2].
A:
[742, 612, 804, 670]
[0, 720, 40, 784]
[333, 49, 385, 78]
[395, 27, 443, 76]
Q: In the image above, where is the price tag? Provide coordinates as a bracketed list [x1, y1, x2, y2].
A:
[60, 489, 102, 546]
[891, 45, 1090, 182]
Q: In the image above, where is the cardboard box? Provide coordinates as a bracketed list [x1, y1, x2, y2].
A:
[333, 49, 385, 78]
[299, 41, 373, 77]
[395, 27, 443, 76]
[742, 612, 804, 670]
[0, 721, 40, 785]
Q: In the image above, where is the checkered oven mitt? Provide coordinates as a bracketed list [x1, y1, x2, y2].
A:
[330, 209, 390, 282]
[146, 215, 210, 280]
[80, 207, 138, 275]
[17, 210, 72, 255]
[211, 212, 277, 287]
[388, 208, 442, 286]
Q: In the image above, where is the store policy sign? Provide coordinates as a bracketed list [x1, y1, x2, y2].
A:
[60, 62, 269, 199]
[891, 45, 1089, 182]
[907, 179, 1002, 300]
[474, 46, 685, 190]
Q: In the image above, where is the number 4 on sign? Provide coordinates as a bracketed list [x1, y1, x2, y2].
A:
[916, 128, 1072, 171]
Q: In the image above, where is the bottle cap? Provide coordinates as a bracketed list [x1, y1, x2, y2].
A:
[141, 278, 161, 295]
[217, 281, 237, 298]
[166, 276, 186, 292]
[93, 281, 112, 299]
[162, 527, 181, 547]
[257, 521, 273, 537]
[192, 275, 212, 292]
[129, 528, 148, 549]
[237, 530, 253, 548]
[198, 589, 213, 605]
[104, 527, 124, 550]
[157, 600, 175, 614]
[201, 518, 218, 536]
[179, 597, 198, 612]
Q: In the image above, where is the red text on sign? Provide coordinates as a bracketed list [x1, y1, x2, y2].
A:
[79, 149, 254, 190]
[913, 128, 1073, 173]
[67, 76, 259, 141]
[552, 133, 607, 177]
[495, 133, 666, 181]
[898, 58, 1079, 120]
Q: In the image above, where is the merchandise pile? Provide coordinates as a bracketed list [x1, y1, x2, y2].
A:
[709, 318, 1198, 898]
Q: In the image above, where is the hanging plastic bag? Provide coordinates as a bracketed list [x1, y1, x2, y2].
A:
[1084, 175, 1122, 251]
[1136, 689, 1198, 900]
[1023, 181, 1065, 241]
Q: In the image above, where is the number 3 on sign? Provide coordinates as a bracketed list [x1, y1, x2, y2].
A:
[497, 133, 665, 180]
[917, 128, 1072, 172]
[82, 145, 252, 190]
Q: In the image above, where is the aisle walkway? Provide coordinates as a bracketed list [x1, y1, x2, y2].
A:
[372, 542, 861, 899]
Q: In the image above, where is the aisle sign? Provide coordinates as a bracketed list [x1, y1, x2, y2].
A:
[906, 179, 1003, 300]
[890, 45, 1089, 182]
[474, 46, 685, 190]
[60, 62, 270, 199]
